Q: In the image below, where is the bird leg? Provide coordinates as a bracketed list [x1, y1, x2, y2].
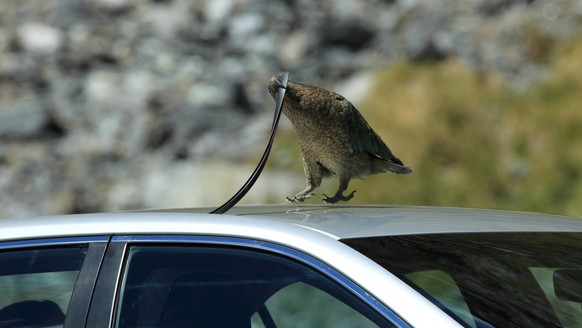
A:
[322, 178, 356, 204]
[286, 173, 321, 203]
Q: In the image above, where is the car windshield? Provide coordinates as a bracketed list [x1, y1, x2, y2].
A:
[343, 232, 582, 328]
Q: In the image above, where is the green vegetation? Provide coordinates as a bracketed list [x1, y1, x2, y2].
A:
[273, 37, 582, 216]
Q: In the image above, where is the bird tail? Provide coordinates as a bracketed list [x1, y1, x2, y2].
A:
[386, 162, 413, 174]
[371, 156, 413, 175]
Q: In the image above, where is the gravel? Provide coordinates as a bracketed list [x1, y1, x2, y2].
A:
[1, 0, 580, 218]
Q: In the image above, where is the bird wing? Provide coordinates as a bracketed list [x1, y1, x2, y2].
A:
[343, 103, 404, 165]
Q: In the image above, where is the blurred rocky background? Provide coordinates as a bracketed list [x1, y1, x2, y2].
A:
[1, 0, 582, 219]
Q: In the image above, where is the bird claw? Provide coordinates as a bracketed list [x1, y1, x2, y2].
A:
[286, 193, 315, 203]
[285, 196, 301, 203]
[322, 190, 356, 204]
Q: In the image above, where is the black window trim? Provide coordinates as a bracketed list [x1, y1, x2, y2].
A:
[0, 236, 109, 250]
[65, 241, 108, 328]
[86, 240, 127, 328]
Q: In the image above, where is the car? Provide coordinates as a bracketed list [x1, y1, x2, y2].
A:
[1, 205, 582, 328]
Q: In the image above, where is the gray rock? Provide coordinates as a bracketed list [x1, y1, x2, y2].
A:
[90, 0, 134, 13]
[17, 22, 64, 55]
[319, 19, 375, 51]
[204, 0, 233, 23]
[278, 31, 317, 68]
[186, 83, 227, 108]
[0, 99, 54, 140]
[399, 3, 452, 60]
[0, 0, 581, 218]
[0, 145, 74, 219]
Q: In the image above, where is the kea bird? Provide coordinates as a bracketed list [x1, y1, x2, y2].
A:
[268, 73, 412, 204]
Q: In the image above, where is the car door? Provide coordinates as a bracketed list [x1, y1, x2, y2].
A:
[86, 235, 409, 328]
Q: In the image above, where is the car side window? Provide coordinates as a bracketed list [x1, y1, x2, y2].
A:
[405, 270, 476, 328]
[115, 245, 393, 328]
[0, 247, 88, 328]
[251, 281, 378, 327]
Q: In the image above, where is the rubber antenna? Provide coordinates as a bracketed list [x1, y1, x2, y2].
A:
[210, 72, 288, 214]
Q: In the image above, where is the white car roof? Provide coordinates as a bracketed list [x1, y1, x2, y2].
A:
[1, 205, 582, 242]
[224, 205, 582, 237]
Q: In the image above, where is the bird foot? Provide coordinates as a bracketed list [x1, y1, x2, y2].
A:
[286, 193, 315, 203]
[322, 190, 356, 204]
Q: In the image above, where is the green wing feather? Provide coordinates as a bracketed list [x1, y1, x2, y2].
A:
[344, 104, 403, 165]
[353, 127, 404, 165]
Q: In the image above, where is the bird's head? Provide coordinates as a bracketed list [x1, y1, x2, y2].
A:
[268, 74, 344, 119]
[267, 74, 318, 111]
